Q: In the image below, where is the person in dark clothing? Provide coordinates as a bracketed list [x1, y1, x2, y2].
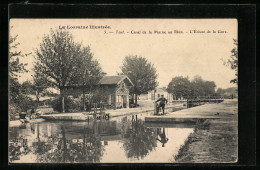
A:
[156, 128, 169, 147]
[155, 95, 168, 114]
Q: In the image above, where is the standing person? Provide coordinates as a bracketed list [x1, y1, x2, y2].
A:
[155, 95, 168, 115]
[30, 108, 35, 120]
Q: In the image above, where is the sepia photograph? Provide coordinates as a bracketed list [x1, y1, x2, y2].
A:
[9, 19, 238, 163]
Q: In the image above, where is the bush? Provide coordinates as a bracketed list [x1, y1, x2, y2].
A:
[49, 96, 83, 112]
[9, 94, 37, 120]
[9, 103, 21, 120]
[17, 95, 36, 111]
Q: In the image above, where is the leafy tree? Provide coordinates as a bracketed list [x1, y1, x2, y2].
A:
[20, 76, 51, 107]
[20, 81, 34, 95]
[32, 74, 50, 106]
[69, 46, 105, 110]
[190, 76, 216, 98]
[9, 33, 29, 102]
[9, 31, 31, 118]
[34, 29, 86, 112]
[190, 75, 205, 97]
[223, 39, 238, 84]
[9, 78, 21, 104]
[216, 88, 223, 94]
[9, 33, 29, 80]
[9, 79, 36, 120]
[167, 76, 191, 99]
[167, 75, 217, 99]
[216, 87, 237, 99]
[203, 81, 216, 97]
[121, 55, 158, 105]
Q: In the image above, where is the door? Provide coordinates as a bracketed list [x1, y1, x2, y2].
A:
[122, 95, 127, 108]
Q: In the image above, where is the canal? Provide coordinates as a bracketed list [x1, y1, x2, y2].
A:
[9, 112, 194, 163]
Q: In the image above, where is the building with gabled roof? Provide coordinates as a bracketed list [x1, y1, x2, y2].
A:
[98, 75, 134, 109]
[65, 75, 134, 109]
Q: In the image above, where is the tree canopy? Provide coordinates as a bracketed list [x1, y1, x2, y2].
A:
[120, 55, 158, 104]
[167, 76, 191, 99]
[69, 46, 105, 90]
[34, 29, 104, 112]
[9, 33, 29, 103]
[9, 34, 29, 80]
[34, 29, 81, 89]
[167, 75, 216, 99]
[223, 39, 238, 84]
[9, 31, 33, 117]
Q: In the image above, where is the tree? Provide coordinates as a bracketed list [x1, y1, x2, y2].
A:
[20, 76, 51, 107]
[121, 55, 158, 105]
[9, 31, 31, 118]
[32, 74, 50, 107]
[190, 75, 217, 98]
[167, 75, 217, 99]
[69, 46, 105, 110]
[190, 75, 203, 97]
[216, 87, 237, 99]
[167, 76, 191, 99]
[203, 81, 216, 97]
[223, 39, 238, 84]
[9, 33, 29, 102]
[9, 33, 29, 80]
[34, 29, 86, 112]
[20, 81, 34, 95]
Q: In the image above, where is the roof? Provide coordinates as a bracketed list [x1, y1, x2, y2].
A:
[98, 75, 134, 86]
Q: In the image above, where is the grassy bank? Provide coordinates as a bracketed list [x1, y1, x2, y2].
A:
[174, 100, 238, 163]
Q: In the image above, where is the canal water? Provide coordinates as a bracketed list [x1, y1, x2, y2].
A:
[9, 112, 194, 163]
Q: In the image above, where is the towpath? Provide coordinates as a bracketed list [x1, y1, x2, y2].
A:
[173, 99, 238, 163]
[145, 99, 237, 123]
[40, 102, 181, 120]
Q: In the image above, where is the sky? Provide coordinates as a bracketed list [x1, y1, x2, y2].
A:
[10, 19, 237, 89]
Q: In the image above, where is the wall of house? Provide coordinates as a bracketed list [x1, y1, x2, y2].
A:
[115, 81, 130, 108]
[65, 87, 84, 98]
[64, 81, 131, 109]
[103, 85, 116, 106]
[139, 94, 148, 100]
[147, 89, 173, 101]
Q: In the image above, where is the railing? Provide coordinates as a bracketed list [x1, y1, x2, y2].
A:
[88, 103, 110, 120]
[187, 99, 224, 108]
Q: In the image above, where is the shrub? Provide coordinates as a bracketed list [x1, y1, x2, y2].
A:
[9, 94, 37, 120]
[18, 95, 36, 111]
[9, 103, 21, 120]
[49, 96, 83, 112]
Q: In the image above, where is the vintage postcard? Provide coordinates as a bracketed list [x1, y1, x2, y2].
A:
[9, 19, 238, 163]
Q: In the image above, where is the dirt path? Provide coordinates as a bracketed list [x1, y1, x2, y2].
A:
[174, 99, 238, 163]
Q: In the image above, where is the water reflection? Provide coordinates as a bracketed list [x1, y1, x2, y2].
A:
[34, 124, 105, 163]
[9, 129, 32, 162]
[123, 119, 157, 160]
[156, 128, 169, 147]
[9, 114, 194, 163]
